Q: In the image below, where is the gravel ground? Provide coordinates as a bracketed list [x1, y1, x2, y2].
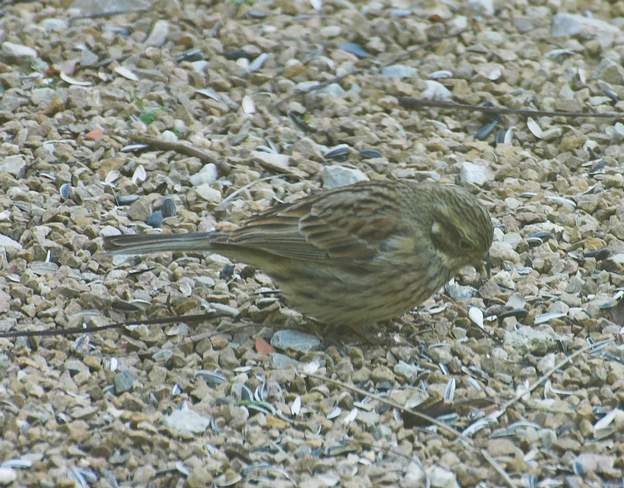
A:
[2, 0, 624, 486]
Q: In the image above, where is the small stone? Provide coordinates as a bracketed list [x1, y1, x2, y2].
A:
[468, 0, 494, 16]
[271, 329, 321, 353]
[187, 467, 213, 488]
[291, 137, 324, 160]
[371, 365, 395, 383]
[488, 241, 521, 264]
[428, 465, 458, 488]
[422, 80, 452, 101]
[80, 48, 99, 66]
[127, 199, 151, 222]
[271, 353, 300, 369]
[164, 405, 211, 435]
[504, 326, 559, 355]
[487, 438, 520, 456]
[0, 467, 17, 485]
[459, 162, 493, 186]
[31, 88, 57, 106]
[320, 25, 341, 37]
[189, 163, 218, 186]
[0, 234, 22, 251]
[161, 130, 178, 143]
[195, 184, 222, 203]
[252, 151, 290, 171]
[428, 345, 453, 364]
[551, 13, 619, 48]
[0, 155, 26, 176]
[146, 211, 163, 228]
[574, 453, 615, 475]
[114, 370, 135, 394]
[595, 59, 624, 85]
[394, 361, 422, 382]
[322, 165, 369, 189]
[161, 198, 176, 218]
[536, 353, 556, 375]
[219, 347, 239, 369]
[382, 64, 418, 78]
[1, 41, 38, 59]
[145, 20, 169, 46]
[401, 461, 426, 487]
[41, 18, 68, 31]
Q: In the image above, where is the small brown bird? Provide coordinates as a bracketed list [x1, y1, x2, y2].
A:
[103, 180, 493, 327]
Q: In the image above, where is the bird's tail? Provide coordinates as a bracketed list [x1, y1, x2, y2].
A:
[103, 231, 222, 255]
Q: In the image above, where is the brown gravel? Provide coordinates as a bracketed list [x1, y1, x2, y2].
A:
[2, 0, 624, 486]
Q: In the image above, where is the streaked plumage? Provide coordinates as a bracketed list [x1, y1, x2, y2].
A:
[103, 180, 493, 326]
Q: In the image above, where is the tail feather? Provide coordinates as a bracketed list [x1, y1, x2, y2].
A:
[103, 231, 220, 255]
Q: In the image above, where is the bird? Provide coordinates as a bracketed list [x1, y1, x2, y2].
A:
[103, 180, 493, 327]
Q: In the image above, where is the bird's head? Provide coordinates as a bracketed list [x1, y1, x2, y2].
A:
[429, 186, 494, 273]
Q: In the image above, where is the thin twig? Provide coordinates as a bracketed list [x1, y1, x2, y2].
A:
[130, 134, 231, 174]
[217, 175, 284, 211]
[398, 98, 622, 119]
[497, 338, 613, 415]
[69, 7, 150, 23]
[186, 321, 256, 343]
[304, 372, 470, 442]
[273, 30, 466, 108]
[0, 312, 223, 339]
[304, 371, 515, 488]
[480, 449, 516, 487]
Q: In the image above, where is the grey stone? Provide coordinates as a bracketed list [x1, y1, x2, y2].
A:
[322, 165, 368, 189]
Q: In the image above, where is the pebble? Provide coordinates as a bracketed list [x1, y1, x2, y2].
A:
[504, 326, 559, 355]
[271, 353, 300, 369]
[189, 163, 218, 186]
[0, 155, 26, 176]
[195, 184, 222, 203]
[146, 210, 163, 228]
[428, 465, 459, 488]
[422, 80, 452, 101]
[145, 20, 169, 47]
[322, 165, 369, 189]
[0, 468, 17, 485]
[468, 0, 494, 16]
[401, 461, 425, 487]
[551, 13, 619, 47]
[40, 18, 68, 31]
[595, 59, 624, 86]
[459, 162, 493, 186]
[164, 405, 211, 435]
[114, 370, 135, 394]
[488, 241, 521, 264]
[271, 329, 320, 353]
[127, 199, 151, 222]
[0, 234, 22, 251]
[428, 345, 453, 364]
[382, 64, 418, 78]
[1, 41, 38, 59]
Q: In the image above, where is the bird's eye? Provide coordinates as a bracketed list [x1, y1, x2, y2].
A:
[458, 240, 471, 251]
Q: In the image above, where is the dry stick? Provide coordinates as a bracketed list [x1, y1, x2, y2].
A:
[69, 7, 150, 23]
[497, 338, 613, 415]
[217, 175, 284, 211]
[129, 134, 231, 174]
[0, 312, 224, 340]
[304, 371, 515, 488]
[480, 448, 515, 487]
[273, 30, 467, 109]
[398, 98, 623, 119]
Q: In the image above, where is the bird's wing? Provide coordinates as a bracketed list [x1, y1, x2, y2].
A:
[227, 182, 402, 261]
